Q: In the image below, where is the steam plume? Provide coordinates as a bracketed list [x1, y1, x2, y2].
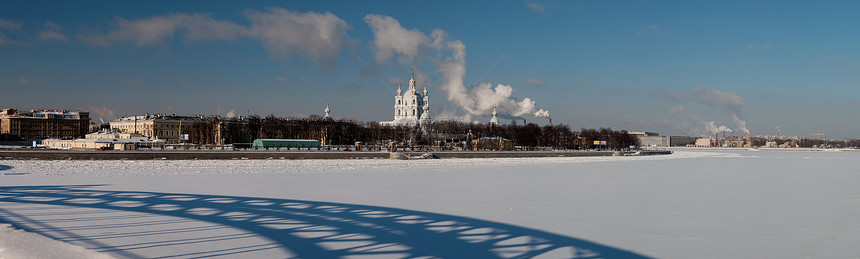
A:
[88, 106, 117, 123]
[364, 15, 550, 121]
[691, 86, 750, 136]
[671, 104, 737, 137]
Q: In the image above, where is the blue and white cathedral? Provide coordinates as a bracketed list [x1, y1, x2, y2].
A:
[381, 72, 431, 127]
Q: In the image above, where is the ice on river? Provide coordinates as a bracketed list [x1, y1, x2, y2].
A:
[1, 150, 859, 258]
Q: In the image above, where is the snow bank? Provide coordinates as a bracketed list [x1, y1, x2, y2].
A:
[0, 224, 114, 259]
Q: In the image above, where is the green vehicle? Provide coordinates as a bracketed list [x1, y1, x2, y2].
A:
[252, 139, 321, 149]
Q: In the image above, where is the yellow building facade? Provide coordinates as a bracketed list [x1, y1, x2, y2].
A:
[42, 137, 165, 150]
[109, 114, 214, 144]
[0, 109, 90, 139]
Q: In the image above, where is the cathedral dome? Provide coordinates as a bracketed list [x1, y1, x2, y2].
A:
[400, 88, 419, 100]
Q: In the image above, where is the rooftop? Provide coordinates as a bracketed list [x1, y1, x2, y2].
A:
[1, 108, 89, 120]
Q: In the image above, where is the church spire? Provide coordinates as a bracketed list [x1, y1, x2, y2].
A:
[396, 81, 402, 96]
[420, 81, 431, 123]
[408, 71, 416, 92]
[490, 105, 499, 125]
[324, 101, 330, 119]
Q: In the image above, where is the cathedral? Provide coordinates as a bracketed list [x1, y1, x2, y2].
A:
[380, 72, 431, 127]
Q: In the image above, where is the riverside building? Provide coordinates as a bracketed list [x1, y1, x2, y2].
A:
[0, 108, 90, 140]
[109, 113, 215, 144]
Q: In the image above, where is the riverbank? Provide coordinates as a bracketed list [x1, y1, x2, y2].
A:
[0, 150, 671, 160]
[668, 147, 860, 152]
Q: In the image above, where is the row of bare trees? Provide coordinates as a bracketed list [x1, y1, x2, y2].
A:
[428, 121, 638, 149]
[182, 115, 640, 150]
[736, 137, 860, 148]
[578, 128, 640, 150]
[795, 138, 858, 148]
[186, 116, 372, 146]
[184, 115, 860, 150]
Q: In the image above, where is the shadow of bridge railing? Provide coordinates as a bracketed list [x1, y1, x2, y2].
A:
[0, 185, 651, 258]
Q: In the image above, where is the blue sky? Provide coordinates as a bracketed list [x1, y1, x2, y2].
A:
[2, 1, 859, 139]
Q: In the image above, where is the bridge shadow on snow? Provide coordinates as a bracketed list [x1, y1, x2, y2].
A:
[0, 185, 650, 258]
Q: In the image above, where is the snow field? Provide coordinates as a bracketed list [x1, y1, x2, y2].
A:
[0, 223, 114, 259]
[1, 150, 858, 258]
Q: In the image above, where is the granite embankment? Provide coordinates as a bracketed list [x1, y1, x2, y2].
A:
[0, 150, 672, 160]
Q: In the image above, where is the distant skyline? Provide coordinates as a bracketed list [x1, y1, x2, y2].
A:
[2, 1, 859, 139]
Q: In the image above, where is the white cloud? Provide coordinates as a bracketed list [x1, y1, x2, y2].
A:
[0, 18, 22, 31]
[526, 78, 546, 87]
[76, 8, 353, 71]
[76, 13, 244, 47]
[525, 1, 548, 15]
[244, 8, 352, 71]
[18, 77, 33, 85]
[468, 82, 549, 118]
[0, 32, 11, 45]
[38, 21, 67, 41]
[0, 18, 22, 45]
[635, 25, 661, 38]
[692, 86, 745, 114]
[364, 14, 430, 63]
[669, 105, 686, 115]
[181, 14, 245, 43]
[434, 29, 472, 112]
[669, 86, 751, 136]
[660, 89, 686, 103]
[38, 30, 66, 42]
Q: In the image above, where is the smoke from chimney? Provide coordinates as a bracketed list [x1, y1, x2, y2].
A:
[365, 14, 551, 122]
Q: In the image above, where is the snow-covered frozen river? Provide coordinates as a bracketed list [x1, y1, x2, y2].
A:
[1, 150, 859, 258]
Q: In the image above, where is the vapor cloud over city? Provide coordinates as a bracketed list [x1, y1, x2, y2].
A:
[4, 3, 860, 259]
[2, 1, 860, 138]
